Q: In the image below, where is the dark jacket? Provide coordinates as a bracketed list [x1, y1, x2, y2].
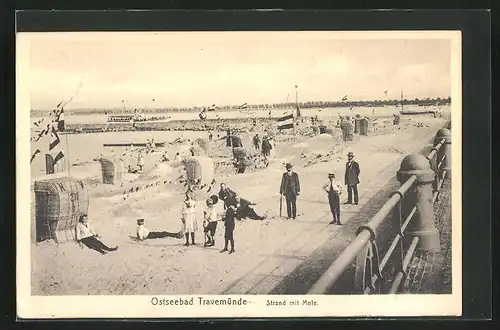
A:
[345, 161, 360, 185]
[218, 188, 237, 208]
[280, 172, 300, 196]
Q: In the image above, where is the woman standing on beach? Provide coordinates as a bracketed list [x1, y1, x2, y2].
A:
[181, 192, 198, 246]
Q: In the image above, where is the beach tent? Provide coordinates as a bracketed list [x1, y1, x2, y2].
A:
[183, 156, 215, 188]
[99, 157, 125, 185]
[33, 177, 89, 244]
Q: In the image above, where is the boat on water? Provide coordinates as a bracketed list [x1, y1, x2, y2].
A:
[400, 110, 436, 115]
[107, 114, 171, 123]
[103, 142, 166, 147]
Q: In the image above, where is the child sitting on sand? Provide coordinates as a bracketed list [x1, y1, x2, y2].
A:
[136, 219, 183, 241]
[76, 214, 118, 255]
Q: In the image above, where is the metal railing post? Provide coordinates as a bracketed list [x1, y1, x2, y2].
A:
[397, 154, 441, 252]
[434, 128, 452, 173]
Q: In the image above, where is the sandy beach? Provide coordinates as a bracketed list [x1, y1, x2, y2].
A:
[30, 112, 449, 295]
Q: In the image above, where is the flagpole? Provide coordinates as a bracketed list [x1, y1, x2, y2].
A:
[64, 130, 72, 180]
[293, 85, 299, 142]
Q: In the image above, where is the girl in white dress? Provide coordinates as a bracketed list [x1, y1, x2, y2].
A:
[181, 192, 198, 246]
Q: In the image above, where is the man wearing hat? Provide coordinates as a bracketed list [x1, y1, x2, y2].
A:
[279, 163, 301, 219]
[323, 173, 343, 224]
[344, 152, 361, 205]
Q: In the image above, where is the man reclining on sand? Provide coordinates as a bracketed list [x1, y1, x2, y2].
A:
[136, 219, 184, 241]
[218, 183, 265, 221]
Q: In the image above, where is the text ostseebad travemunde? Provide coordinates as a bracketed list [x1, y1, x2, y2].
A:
[151, 297, 248, 306]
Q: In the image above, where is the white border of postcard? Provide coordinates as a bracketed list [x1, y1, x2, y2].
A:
[16, 30, 462, 318]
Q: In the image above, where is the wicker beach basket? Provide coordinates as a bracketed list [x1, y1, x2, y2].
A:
[33, 177, 89, 243]
[183, 156, 215, 188]
[232, 147, 252, 167]
[359, 118, 370, 135]
[230, 135, 243, 148]
[393, 114, 401, 125]
[342, 120, 355, 141]
[195, 138, 210, 154]
[99, 157, 125, 184]
[189, 145, 205, 156]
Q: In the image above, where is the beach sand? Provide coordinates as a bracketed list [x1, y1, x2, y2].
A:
[31, 114, 449, 295]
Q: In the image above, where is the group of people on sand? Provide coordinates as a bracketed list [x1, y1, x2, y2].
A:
[76, 180, 266, 255]
[278, 151, 360, 225]
[79, 128, 361, 255]
[253, 133, 275, 158]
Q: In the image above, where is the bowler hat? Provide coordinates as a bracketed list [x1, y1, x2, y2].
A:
[137, 218, 145, 225]
[328, 173, 335, 177]
[347, 152, 354, 157]
[285, 163, 293, 169]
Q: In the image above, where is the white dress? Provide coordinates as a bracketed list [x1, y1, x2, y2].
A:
[181, 200, 198, 233]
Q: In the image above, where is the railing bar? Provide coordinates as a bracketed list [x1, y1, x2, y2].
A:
[379, 234, 402, 272]
[389, 236, 420, 294]
[401, 206, 417, 233]
[307, 231, 371, 294]
[440, 170, 447, 182]
[432, 190, 439, 204]
[360, 175, 417, 235]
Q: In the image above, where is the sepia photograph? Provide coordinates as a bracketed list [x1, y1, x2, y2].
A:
[17, 30, 462, 318]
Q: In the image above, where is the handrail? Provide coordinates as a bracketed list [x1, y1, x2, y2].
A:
[307, 175, 417, 294]
[307, 125, 451, 294]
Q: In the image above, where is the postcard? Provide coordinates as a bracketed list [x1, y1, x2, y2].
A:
[17, 30, 462, 318]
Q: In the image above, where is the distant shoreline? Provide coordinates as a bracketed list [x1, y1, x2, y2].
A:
[31, 97, 451, 116]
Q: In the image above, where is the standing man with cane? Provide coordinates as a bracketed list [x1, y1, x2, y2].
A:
[344, 152, 360, 205]
[279, 163, 300, 219]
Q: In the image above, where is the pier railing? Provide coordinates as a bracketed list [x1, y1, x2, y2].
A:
[308, 124, 452, 294]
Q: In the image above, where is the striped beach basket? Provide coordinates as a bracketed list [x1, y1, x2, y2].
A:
[34, 177, 89, 243]
[99, 157, 125, 184]
[183, 156, 215, 189]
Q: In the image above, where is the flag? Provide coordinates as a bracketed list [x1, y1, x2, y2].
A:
[208, 104, 216, 111]
[31, 149, 41, 163]
[278, 113, 294, 130]
[238, 103, 248, 110]
[199, 109, 207, 120]
[341, 95, 348, 102]
[52, 150, 65, 166]
[56, 108, 65, 132]
[48, 126, 61, 151]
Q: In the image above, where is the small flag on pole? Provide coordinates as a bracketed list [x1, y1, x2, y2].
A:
[208, 104, 216, 111]
[341, 95, 348, 102]
[278, 113, 295, 130]
[238, 103, 248, 110]
[199, 109, 207, 120]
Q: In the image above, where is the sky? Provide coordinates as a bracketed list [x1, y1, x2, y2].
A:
[24, 32, 453, 110]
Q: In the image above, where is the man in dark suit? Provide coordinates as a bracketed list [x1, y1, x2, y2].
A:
[344, 151, 360, 205]
[280, 163, 300, 219]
